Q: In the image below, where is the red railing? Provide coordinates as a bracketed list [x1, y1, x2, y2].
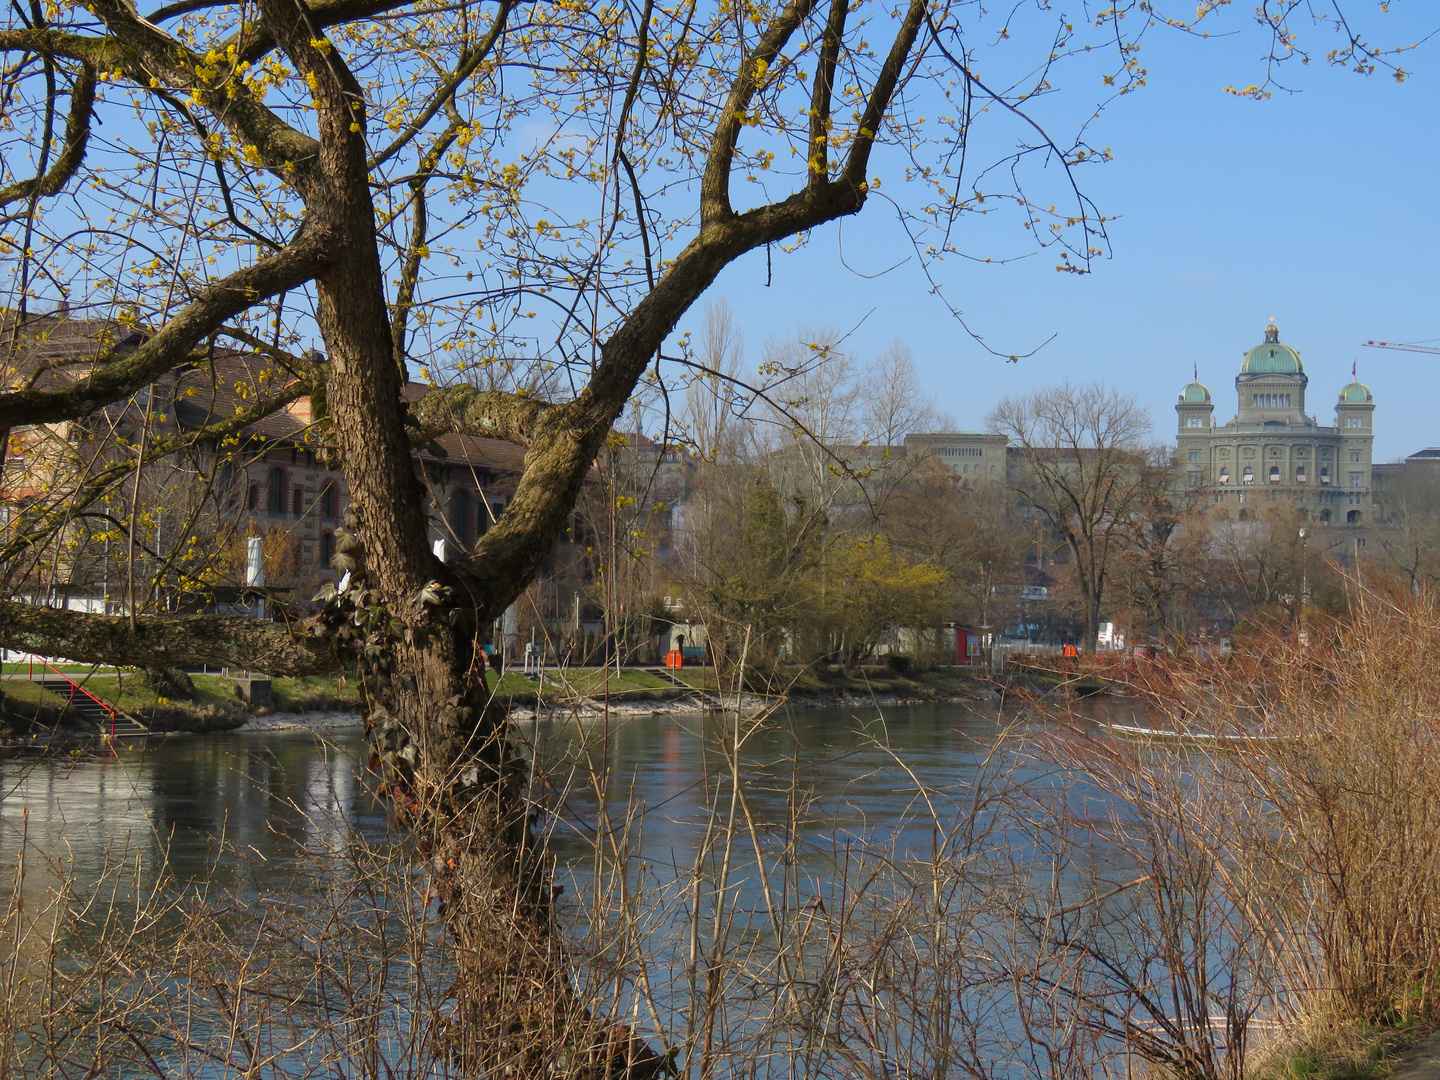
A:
[27, 655, 121, 739]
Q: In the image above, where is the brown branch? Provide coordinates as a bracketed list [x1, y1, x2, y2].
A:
[700, 0, 822, 223]
[0, 62, 96, 208]
[843, 0, 927, 188]
[367, 0, 516, 170]
[0, 601, 338, 674]
[408, 383, 554, 447]
[0, 227, 328, 427]
[807, 0, 847, 188]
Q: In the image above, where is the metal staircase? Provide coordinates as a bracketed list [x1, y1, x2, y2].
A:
[33, 664, 151, 738]
[642, 667, 726, 709]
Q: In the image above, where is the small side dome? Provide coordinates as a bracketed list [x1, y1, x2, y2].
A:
[1339, 380, 1372, 404]
[1179, 381, 1211, 404]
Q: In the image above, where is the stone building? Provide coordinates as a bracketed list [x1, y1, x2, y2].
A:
[1175, 322, 1375, 525]
[0, 314, 591, 624]
[901, 431, 1009, 483]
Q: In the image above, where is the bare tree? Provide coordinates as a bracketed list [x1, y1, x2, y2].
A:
[1372, 467, 1440, 597]
[988, 382, 1152, 650]
[1109, 446, 1209, 647]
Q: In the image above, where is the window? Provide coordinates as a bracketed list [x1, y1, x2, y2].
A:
[219, 463, 236, 507]
[292, 486, 304, 517]
[320, 484, 338, 520]
[1188, 472, 1201, 487]
[247, 483, 259, 511]
[1319, 467, 1330, 484]
[1347, 510, 1362, 524]
[449, 489, 473, 546]
[1269, 465, 1281, 483]
[1242, 467, 1254, 485]
[1349, 473, 1362, 488]
[1188, 451, 1200, 463]
[1319, 509, 1332, 524]
[1346, 416, 1365, 428]
[1296, 468, 1307, 483]
[1185, 417, 1203, 428]
[1219, 468, 1230, 485]
[267, 467, 286, 515]
[1350, 452, 1361, 463]
[319, 532, 335, 567]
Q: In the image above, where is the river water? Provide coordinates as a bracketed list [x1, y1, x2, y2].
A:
[0, 700, 1147, 1077]
[0, 702, 1039, 897]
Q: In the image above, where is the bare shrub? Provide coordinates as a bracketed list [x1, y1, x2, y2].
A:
[1008, 578, 1440, 1079]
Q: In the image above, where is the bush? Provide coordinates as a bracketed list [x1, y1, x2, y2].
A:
[883, 653, 914, 675]
[142, 667, 196, 701]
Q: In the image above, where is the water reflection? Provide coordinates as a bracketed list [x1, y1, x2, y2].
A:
[0, 701, 1145, 1077]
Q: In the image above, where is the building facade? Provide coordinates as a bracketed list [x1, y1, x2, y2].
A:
[1175, 322, 1375, 525]
[902, 431, 1009, 483]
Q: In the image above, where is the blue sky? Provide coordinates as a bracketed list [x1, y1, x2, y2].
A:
[685, 8, 1440, 462]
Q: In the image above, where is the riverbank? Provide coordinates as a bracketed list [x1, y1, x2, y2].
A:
[0, 665, 1014, 744]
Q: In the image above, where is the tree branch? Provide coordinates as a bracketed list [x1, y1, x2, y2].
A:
[0, 62, 96, 208]
[0, 601, 338, 674]
[408, 383, 554, 447]
[701, 0, 821, 223]
[0, 227, 328, 427]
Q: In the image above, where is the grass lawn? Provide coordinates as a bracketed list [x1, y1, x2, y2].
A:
[3, 671, 362, 716]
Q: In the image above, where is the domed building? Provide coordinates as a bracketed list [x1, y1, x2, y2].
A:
[1175, 323, 1374, 525]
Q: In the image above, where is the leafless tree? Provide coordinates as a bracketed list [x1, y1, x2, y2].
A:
[988, 382, 1152, 650]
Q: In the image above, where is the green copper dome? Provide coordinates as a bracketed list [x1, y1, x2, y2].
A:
[1179, 381, 1211, 403]
[1339, 380, 1372, 404]
[1241, 322, 1304, 375]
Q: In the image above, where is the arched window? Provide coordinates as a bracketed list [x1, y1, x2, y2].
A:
[1218, 468, 1230, 485]
[267, 467, 286, 515]
[319, 532, 335, 567]
[1319, 466, 1331, 485]
[1296, 467, 1307, 483]
[449, 489, 472, 546]
[1269, 465, 1280, 483]
[292, 486, 304, 517]
[320, 484, 337, 520]
[247, 483, 259, 511]
[1242, 467, 1254, 485]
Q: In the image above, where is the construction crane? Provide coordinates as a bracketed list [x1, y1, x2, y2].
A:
[1363, 339, 1440, 355]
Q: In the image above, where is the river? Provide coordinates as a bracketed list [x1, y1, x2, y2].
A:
[0, 699, 1152, 1077]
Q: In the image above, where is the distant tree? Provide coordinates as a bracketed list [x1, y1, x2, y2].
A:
[988, 383, 1152, 651]
[813, 534, 946, 671]
[1197, 503, 1344, 631]
[1372, 468, 1440, 597]
[881, 461, 1027, 635]
[1110, 447, 1208, 646]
